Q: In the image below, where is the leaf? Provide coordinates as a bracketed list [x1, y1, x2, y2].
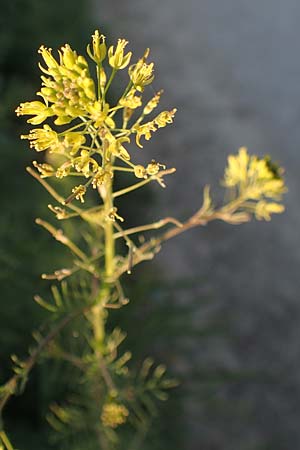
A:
[34, 294, 57, 313]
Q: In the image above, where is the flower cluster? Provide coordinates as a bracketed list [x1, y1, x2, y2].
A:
[17, 45, 96, 125]
[223, 147, 286, 220]
[101, 402, 129, 428]
[16, 30, 177, 203]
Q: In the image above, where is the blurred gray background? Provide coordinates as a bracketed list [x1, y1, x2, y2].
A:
[94, 1, 300, 448]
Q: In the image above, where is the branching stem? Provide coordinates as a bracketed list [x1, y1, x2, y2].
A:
[0, 306, 89, 415]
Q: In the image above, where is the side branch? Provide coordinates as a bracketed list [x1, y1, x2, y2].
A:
[26, 167, 82, 214]
[0, 306, 90, 416]
[113, 217, 183, 240]
[35, 218, 87, 261]
[115, 201, 249, 278]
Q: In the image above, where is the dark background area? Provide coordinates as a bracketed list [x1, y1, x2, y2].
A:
[0, 1, 299, 449]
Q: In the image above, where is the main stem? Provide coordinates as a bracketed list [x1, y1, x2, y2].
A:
[104, 177, 114, 281]
[92, 156, 114, 349]
[91, 157, 115, 449]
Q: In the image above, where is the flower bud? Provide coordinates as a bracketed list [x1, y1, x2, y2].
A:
[134, 165, 147, 178]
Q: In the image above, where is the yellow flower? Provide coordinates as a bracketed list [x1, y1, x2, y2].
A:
[16, 101, 52, 125]
[60, 44, 78, 69]
[133, 121, 157, 148]
[73, 150, 99, 177]
[92, 168, 113, 188]
[108, 39, 132, 70]
[37, 45, 59, 69]
[223, 147, 249, 187]
[154, 108, 177, 128]
[87, 30, 107, 64]
[223, 147, 286, 200]
[63, 132, 86, 156]
[222, 147, 286, 221]
[259, 179, 286, 199]
[129, 49, 154, 92]
[133, 109, 176, 148]
[21, 125, 58, 151]
[119, 89, 142, 109]
[107, 135, 131, 160]
[146, 160, 166, 176]
[87, 101, 115, 128]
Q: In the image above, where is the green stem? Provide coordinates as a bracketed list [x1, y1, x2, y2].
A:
[104, 168, 114, 280]
[35, 218, 87, 261]
[113, 177, 152, 198]
[112, 166, 134, 173]
[219, 195, 245, 214]
[92, 156, 115, 347]
[89, 157, 115, 450]
[113, 217, 182, 240]
[96, 63, 102, 101]
[104, 68, 116, 97]
[0, 431, 14, 450]
[59, 119, 91, 136]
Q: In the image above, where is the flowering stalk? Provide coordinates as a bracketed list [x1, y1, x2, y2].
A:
[0, 30, 287, 449]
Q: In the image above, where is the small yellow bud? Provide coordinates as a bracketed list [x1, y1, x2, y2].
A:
[143, 90, 163, 115]
[123, 107, 134, 124]
[61, 44, 77, 69]
[255, 201, 285, 221]
[101, 402, 129, 428]
[78, 75, 96, 100]
[134, 165, 147, 178]
[100, 67, 107, 89]
[54, 115, 73, 126]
